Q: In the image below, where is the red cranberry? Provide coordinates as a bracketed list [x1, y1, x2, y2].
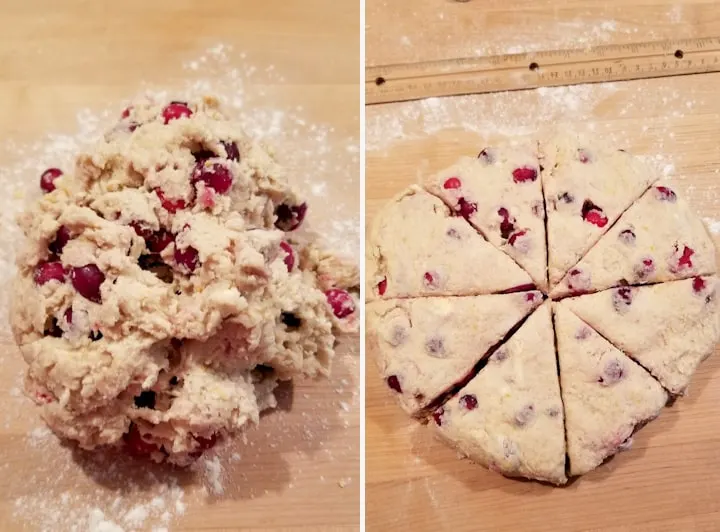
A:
[71, 264, 105, 303]
[525, 292, 537, 302]
[693, 276, 706, 293]
[162, 101, 193, 124]
[280, 241, 295, 272]
[581, 200, 608, 227]
[635, 257, 655, 279]
[455, 198, 477, 219]
[443, 177, 462, 189]
[121, 106, 132, 119]
[512, 167, 538, 183]
[577, 148, 592, 163]
[192, 161, 233, 194]
[325, 289, 355, 319]
[174, 246, 199, 273]
[423, 271, 438, 288]
[387, 375, 402, 393]
[508, 229, 527, 247]
[678, 245, 694, 268]
[64, 307, 73, 325]
[498, 207, 515, 239]
[655, 186, 677, 202]
[130, 222, 153, 240]
[612, 286, 633, 313]
[221, 141, 240, 162]
[275, 202, 308, 231]
[459, 394, 478, 410]
[124, 424, 158, 456]
[432, 407, 444, 426]
[49, 225, 71, 255]
[377, 277, 387, 296]
[40, 168, 63, 193]
[34, 261, 67, 285]
[147, 230, 174, 253]
[155, 188, 187, 213]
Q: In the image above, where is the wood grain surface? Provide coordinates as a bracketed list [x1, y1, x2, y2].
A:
[366, 2, 720, 531]
[0, 1, 359, 531]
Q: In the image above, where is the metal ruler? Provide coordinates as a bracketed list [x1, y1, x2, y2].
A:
[366, 37, 720, 105]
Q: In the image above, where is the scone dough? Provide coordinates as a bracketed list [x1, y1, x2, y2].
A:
[432, 303, 567, 485]
[366, 186, 534, 300]
[367, 291, 541, 416]
[554, 304, 668, 476]
[424, 143, 547, 291]
[11, 97, 359, 465]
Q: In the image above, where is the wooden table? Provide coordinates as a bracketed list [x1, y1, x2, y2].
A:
[365, 1, 720, 531]
[0, 1, 359, 530]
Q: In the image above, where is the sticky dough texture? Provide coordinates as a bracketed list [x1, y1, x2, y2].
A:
[11, 97, 358, 466]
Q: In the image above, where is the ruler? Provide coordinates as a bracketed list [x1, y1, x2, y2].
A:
[366, 37, 720, 105]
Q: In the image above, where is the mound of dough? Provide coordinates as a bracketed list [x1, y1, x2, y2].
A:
[367, 135, 718, 483]
[11, 97, 358, 466]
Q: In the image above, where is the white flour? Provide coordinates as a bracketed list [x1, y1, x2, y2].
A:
[2, 43, 359, 532]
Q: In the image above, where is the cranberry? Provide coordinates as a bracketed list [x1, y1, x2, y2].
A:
[598, 359, 625, 386]
[147, 229, 174, 253]
[612, 286, 633, 313]
[478, 148, 494, 163]
[508, 229, 527, 247]
[124, 424, 158, 456]
[34, 261, 67, 285]
[455, 198, 477, 219]
[525, 292, 537, 302]
[693, 276, 706, 293]
[635, 257, 655, 279]
[155, 188, 187, 213]
[280, 241, 295, 272]
[432, 407, 444, 426]
[121, 106, 132, 119]
[425, 337, 445, 357]
[275, 202, 308, 231]
[49, 225, 71, 255]
[221, 141, 240, 162]
[498, 207, 515, 239]
[423, 271, 438, 288]
[557, 192, 574, 204]
[531, 201, 544, 218]
[581, 200, 608, 227]
[512, 166, 538, 183]
[443, 177, 462, 189]
[459, 394, 478, 410]
[567, 268, 591, 294]
[387, 375, 402, 393]
[655, 186, 677, 202]
[192, 161, 233, 194]
[377, 277, 387, 296]
[577, 148, 592, 163]
[619, 228, 636, 245]
[130, 222, 153, 240]
[678, 245, 694, 268]
[174, 246, 199, 273]
[325, 288, 355, 319]
[40, 168, 63, 193]
[162, 101, 193, 124]
[71, 264, 105, 303]
[64, 307, 73, 325]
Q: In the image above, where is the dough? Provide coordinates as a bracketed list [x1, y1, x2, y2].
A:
[424, 143, 547, 291]
[554, 304, 667, 476]
[562, 277, 719, 395]
[551, 184, 716, 298]
[367, 291, 542, 416]
[431, 303, 566, 485]
[366, 186, 534, 300]
[11, 97, 358, 465]
[541, 134, 656, 288]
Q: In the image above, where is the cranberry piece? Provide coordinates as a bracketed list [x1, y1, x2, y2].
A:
[432, 407, 444, 426]
[693, 276, 706, 293]
[498, 207, 515, 239]
[162, 101, 193, 124]
[581, 200, 608, 227]
[678, 245, 694, 268]
[655, 186, 677, 202]
[121, 106, 132, 119]
[508, 229, 527, 247]
[174, 246, 199, 273]
[34, 261, 67, 285]
[612, 286, 633, 313]
[124, 424, 158, 456]
[387, 375, 402, 393]
[377, 277, 387, 296]
[635, 257, 655, 279]
[221, 141, 240, 162]
[325, 288, 355, 319]
[598, 359, 625, 386]
[512, 166, 537, 183]
[192, 161, 233, 194]
[478, 148, 494, 163]
[577, 148, 592, 163]
[619, 228, 636, 245]
[567, 268, 591, 295]
[71, 264, 105, 303]
[130, 222, 153, 240]
[147, 229, 174, 253]
[275, 202, 308, 231]
[64, 307, 73, 325]
[443, 177, 462, 189]
[280, 241, 295, 272]
[40, 168, 63, 193]
[49, 225, 71, 255]
[423, 271, 438, 289]
[455, 198, 477, 219]
[525, 292, 537, 302]
[459, 394, 478, 410]
[155, 189, 186, 213]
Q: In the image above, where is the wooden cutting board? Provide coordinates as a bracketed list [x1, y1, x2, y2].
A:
[366, 1, 720, 531]
[0, 1, 359, 530]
